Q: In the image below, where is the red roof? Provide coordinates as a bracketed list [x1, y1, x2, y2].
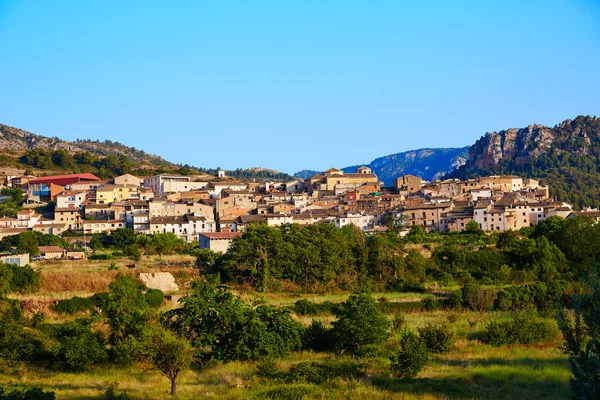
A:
[198, 232, 241, 240]
[29, 173, 101, 186]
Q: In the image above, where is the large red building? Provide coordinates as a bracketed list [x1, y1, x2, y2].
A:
[28, 173, 101, 200]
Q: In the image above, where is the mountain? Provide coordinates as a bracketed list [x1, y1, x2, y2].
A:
[296, 148, 469, 186]
[0, 123, 293, 181]
[448, 115, 600, 209]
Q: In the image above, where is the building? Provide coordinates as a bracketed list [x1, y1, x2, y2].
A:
[0, 253, 30, 266]
[198, 232, 241, 253]
[38, 246, 66, 260]
[394, 174, 422, 193]
[55, 191, 86, 209]
[144, 174, 192, 196]
[27, 173, 101, 201]
[114, 174, 142, 187]
[54, 207, 81, 230]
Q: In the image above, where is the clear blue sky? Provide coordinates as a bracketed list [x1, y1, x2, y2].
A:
[1, 1, 599, 174]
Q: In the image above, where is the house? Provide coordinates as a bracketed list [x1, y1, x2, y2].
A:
[56, 190, 86, 209]
[144, 174, 192, 196]
[17, 209, 39, 228]
[38, 246, 66, 260]
[82, 219, 126, 234]
[198, 232, 241, 253]
[334, 212, 372, 230]
[0, 253, 30, 266]
[66, 250, 86, 260]
[394, 175, 422, 193]
[0, 228, 27, 240]
[27, 173, 101, 201]
[132, 212, 150, 233]
[54, 207, 81, 230]
[114, 174, 142, 187]
[33, 223, 68, 235]
[9, 175, 35, 189]
[0, 217, 18, 229]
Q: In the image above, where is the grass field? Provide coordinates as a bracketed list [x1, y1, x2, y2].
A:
[0, 305, 571, 400]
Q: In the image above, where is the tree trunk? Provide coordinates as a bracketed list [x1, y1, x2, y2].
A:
[170, 377, 176, 396]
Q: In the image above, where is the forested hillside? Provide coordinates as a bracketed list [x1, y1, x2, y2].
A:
[0, 123, 293, 181]
[448, 115, 600, 208]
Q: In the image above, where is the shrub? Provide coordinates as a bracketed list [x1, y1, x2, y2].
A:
[144, 289, 164, 308]
[462, 285, 497, 312]
[331, 292, 390, 357]
[1, 264, 39, 294]
[483, 315, 558, 346]
[417, 324, 455, 354]
[50, 321, 108, 371]
[293, 299, 319, 316]
[256, 358, 278, 378]
[391, 312, 406, 332]
[0, 386, 55, 400]
[53, 296, 95, 315]
[0, 323, 49, 366]
[444, 290, 463, 310]
[422, 297, 438, 311]
[377, 301, 423, 314]
[288, 360, 363, 384]
[301, 320, 334, 352]
[391, 330, 428, 378]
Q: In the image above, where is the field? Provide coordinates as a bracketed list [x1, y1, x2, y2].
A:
[1, 286, 571, 399]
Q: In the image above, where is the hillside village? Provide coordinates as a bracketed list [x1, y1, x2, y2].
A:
[0, 166, 597, 258]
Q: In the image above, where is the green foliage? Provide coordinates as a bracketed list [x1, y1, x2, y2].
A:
[556, 271, 600, 400]
[391, 312, 406, 332]
[417, 323, 455, 354]
[53, 296, 95, 315]
[483, 314, 558, 346]
[123, 244, 141, 261]
[164, 276, 302, 362]
[0, 322, 49, 366]
[462, 285, 497, 313]
[97, 275, 150, 364]
[287, 360, 363, 384]
[391, 330, 428, 378]
[331, 292, 390, 357]
[301, 320, 335, 352]
[148, 329, 193, 396]
[293, 299, 320, 316]
[0, 263, 38, 294]
[0, 386, 55, 400]
[144, 289, 165, 308]
[90, 253, 115, 260]
[49, 320, 108, 371]
[256, 357, 278, 378]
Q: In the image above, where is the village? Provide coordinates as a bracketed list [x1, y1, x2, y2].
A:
[0, 166, 596, 261]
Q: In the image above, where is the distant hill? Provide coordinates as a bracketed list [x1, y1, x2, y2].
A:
[447, 115, 600, 209]
[0, 123, 293, 181]
[296, 148, 468, 186]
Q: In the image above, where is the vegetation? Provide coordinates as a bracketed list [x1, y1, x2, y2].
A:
[450, 115, 600, 209]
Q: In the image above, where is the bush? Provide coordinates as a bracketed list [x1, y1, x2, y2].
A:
[483, 315, 558, 346]
[0, 323, 49, 366]
[1, 264, 39, 294]
[377, 301, 423, 314]
[50, 321, 108, 371]
[288, 360, 363, 384]
[144, 289, 164, 308]
[417, 324, 455, 354]
[444, 290, 463, 310]
[422, 297, 438, 311]
[0, 386, 55, 400]
[391, 312, 406, 332]
[256, 358, 278, 378]
[331, 292, 390, 357]
[301, 320, 335, 352]
[462, 285, 497, 312]
[293, 299, 319, 316]
[53, 296, 95, 315]
[391, 330, 428, 378]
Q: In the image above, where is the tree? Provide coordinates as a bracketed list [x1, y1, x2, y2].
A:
[465, 220, 483, 235]
[111, 229, 135, 250]
[331, 292, 390, 357]
[16, 232, 39, 256]
[391, 330, 428, 378]
[149, 330, 193, 396]
[556, 271, 600, 399]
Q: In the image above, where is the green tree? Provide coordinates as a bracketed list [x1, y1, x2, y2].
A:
[556, 271, 600, 399]
[149, 329, 193, 396]
[331, 292, 390, 357]
[391, 330, 428, 378]
[111, 228, 135, 250]
[16, 231, 39, 256]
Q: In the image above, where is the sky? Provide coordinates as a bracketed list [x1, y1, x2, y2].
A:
[1, 1, 599, 174]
